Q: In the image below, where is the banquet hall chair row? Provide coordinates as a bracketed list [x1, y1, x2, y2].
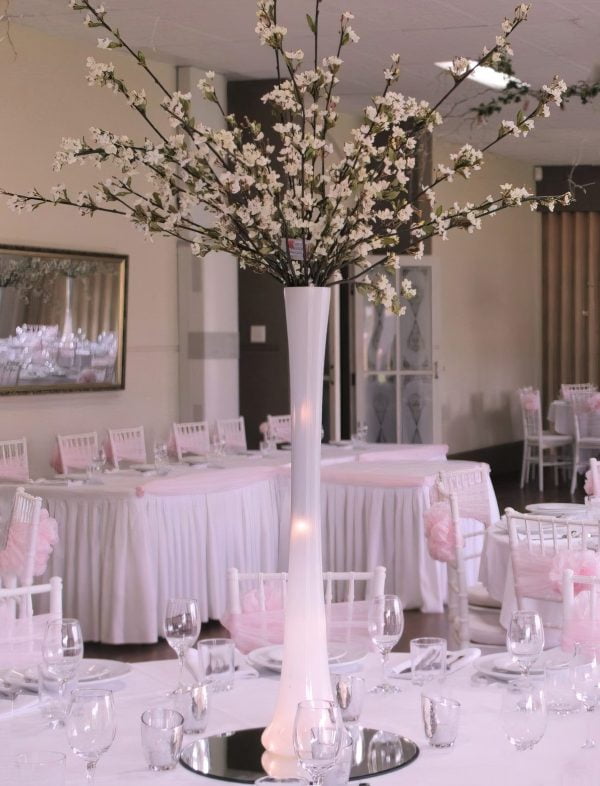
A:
[518, 387, 573, 492]
[55, 426, 146, 472]
[0, 437, 29, 482]
[171, 417, 247, 460]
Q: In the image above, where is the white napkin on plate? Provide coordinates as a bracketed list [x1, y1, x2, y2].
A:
[390, 647, 482, 679]
[185, 648, 258, 681]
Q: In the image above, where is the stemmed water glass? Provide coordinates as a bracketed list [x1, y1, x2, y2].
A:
[571, 648, 600, 748]
[367, 594, 404, 694]
[164, 598, 201, 691]
[66, 688, 116, 783]
[42, 618, 84, 701]
[293, 699, 343, 786]
[506, 611, 544, 677]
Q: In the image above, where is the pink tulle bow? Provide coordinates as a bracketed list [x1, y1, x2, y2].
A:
[521, 390, 540, 411]
[241, 582, 284, 613]
[424, 501, 462, 563]
[513, 545, 600, 601]
[0, 509, 58, 580]
[258, 421, 269, 436]
[562, 592, 600, 654]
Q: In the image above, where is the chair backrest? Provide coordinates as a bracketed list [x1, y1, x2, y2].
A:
[518, 387, 542, 440]
[590, 458, 600, 497]
[506, 507, 600, 630]
[216, 417, 247, 451]
[57, 431, 98, 473]
[108, 426, 146, 468]
[561, 383, 597, 399]
[437, 463, 493, 529]
[0, 575, 62, 621]
[227, 566, 386, 615]
[566, 390, 600, 440]
[172, 421, 210, 461]
[0, 437, 29, 482]
[4, 487, 43, 588]
[0, 361, 21, 386]
[267, 414, 292, 443]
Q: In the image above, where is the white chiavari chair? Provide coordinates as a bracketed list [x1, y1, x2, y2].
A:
[518, 387, 573, 492]
[0, 437, 29, 482]
[227, 566, 386, 614]
[107, 426, 146, 469]
[506, 507, 600, 643]
[561, 383, 597, 398]
[216, 417, 247, 452]
[563, 389, 600, 493]
[57, 431, 98, 474]
[267, 414, 292, 443]
[172, 421, 210, 461]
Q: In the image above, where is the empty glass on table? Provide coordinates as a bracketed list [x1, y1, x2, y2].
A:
[66, 688, 116, 783]
[501, 679, 547, 751]
[368, 594, 404, 694]
[506, 611, 544, 677]
[293, 699, 343, 786]
[42, 618, 84, 703]
[164, 597, 201, 692]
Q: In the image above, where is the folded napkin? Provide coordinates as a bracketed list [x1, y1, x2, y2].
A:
[185, 648, 258, 682]
[390, 648, 482, 679]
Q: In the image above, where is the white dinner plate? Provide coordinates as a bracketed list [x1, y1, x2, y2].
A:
[474, 649, 564, 683]
[248, 644, 367, 673]
[525, 503, 587, 516]
[4, 658, 131, 690]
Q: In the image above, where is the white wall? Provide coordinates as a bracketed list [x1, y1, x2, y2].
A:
[0, 24, 179, 476]
[433, 139, 542, 453]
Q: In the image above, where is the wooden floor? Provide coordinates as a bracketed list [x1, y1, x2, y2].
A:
[86, 468, 583, 663]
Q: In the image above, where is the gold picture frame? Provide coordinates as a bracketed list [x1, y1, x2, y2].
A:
[0, 244, 127, 395]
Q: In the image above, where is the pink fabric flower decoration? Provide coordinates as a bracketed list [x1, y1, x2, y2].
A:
[241, 581, 284, 613]
[521, 390, 540, 411]
[424, 502, 462, 563]
[549, 550, 600, 595]
[586, 393, 600, 412]
[0, 509, 58, 580]
[259, 421, 269, 436]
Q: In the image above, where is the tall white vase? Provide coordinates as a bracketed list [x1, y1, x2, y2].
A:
[261, 286, 333, 761]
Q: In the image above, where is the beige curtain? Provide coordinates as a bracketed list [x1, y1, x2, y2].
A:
[542, 212, 600, 406]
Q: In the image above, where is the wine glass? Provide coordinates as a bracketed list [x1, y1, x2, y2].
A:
[501, 679, 547, 751]
[153, 439, 168, 472]
[66, 688, 116, 783]
[571, 648, 600, 748]
[293, 699, 342, 786]
[42, 618, 84, 700]
[367, 594, 404, 694]
[506, 611, 544, 677]
[164, 598, 201, 691]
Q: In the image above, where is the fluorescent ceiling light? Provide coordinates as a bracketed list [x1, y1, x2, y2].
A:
[435, 60, 525, 90]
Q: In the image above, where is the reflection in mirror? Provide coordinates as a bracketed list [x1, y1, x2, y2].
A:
[0, 247, 127, 394]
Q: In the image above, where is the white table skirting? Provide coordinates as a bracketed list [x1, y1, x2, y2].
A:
[1, 653, 598, 785]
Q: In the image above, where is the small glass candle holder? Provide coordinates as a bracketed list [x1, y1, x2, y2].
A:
[141, 708, 184, 771]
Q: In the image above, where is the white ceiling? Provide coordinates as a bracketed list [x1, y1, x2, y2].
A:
[8, 0, 600, 164]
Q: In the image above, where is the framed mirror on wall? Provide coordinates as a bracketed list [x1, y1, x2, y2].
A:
[0, 245, 127, 395]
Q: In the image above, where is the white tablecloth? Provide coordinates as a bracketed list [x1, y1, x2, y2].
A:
[1, 653, 598, 785]
[0, 444, 454, 643]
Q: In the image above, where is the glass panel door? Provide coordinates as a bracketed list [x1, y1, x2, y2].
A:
[355, 259, 439, 443]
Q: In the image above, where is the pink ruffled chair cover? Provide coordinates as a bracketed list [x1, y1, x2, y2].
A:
[0, 509, 59, 580]
[424, 501, 463, 563]
[562, 592, 600, 654]
[221, 598, 373, 655]
[513, 545, 600, 602]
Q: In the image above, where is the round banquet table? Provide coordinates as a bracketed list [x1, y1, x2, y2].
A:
[0, 443, 452, 644]
[278, 459, 500, 613]
[1, 652, 597, 786]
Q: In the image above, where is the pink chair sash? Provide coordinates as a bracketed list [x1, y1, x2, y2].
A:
[222, 599, 373, 654]
[513, 544, 600, 602]
[424, 501, 463, 563]
[0, 509, 59, 580]
[51, 440, 93, 473]
[0, 454, 29, 483]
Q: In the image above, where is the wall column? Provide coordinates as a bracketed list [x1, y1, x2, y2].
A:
[176, 68, 239, 423]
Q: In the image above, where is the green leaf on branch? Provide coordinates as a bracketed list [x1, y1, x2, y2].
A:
[306, 14, 316, 33]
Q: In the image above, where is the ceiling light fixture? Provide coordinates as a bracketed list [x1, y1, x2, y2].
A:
[435, 59, 526, 90]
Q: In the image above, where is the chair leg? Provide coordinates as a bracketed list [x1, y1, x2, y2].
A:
[553, 450, 559, 486]
[520, 442, 528, 488]
[538, 450, 544, 492]
[570, 445, 579, 495]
